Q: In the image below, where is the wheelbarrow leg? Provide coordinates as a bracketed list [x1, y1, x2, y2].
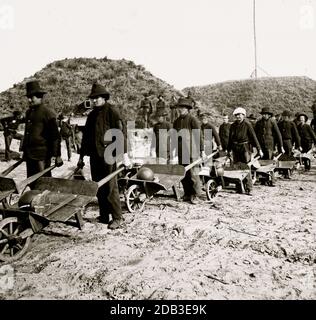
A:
[172, 185, 181, 201]
[75, 208, 85, 230]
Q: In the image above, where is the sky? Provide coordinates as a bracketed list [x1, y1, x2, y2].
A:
[0, 0, 315, 92]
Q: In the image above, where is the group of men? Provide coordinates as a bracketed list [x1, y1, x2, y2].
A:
[0, 79, 315, 230]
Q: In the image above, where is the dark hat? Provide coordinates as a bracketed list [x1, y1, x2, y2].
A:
[298, 113, 308, 121]
[247, 113, 257, 120]
[260, 107, 273, 115]
[282, 110, 292, 117]
[25, 80, 47, 97]
[199, 112, 211, 118]
[13, 110, 21, 117]
[155, 108, 168, 117]
[88, 83, 110, 99]
[176, 97, 193, 109]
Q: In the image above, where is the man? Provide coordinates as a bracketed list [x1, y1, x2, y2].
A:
[297, 113, 316, 170]
[278, 110, 301, 156]
[255, 107, 284, 160]
[1, 110, 24, 161]
[227, 107, 263, 195]
[247, 114, 257, 128]
[139, 93, 153, 129]
[277, 110, 301, 178]
[77, 83, 131, 229]
[311, 101, 316, 134]
[172, 97, 206, 204]
[219, 114, 231, 152]
[150, 108, 172, 163]
[58, 113, 73, 161]
[22, 80, 63, 187]
[199, 112, 222, 155]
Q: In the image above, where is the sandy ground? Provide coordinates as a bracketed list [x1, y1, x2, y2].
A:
[0, 136, 315, 300]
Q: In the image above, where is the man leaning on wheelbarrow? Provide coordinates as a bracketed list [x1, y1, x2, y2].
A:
[77, 83, 131, 230]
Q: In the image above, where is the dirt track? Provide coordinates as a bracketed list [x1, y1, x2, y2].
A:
[0, 139, 315, 300]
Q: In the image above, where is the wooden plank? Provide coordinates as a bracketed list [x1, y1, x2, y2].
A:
[44, 196, 93, 222]
[44, 194, 78, 218]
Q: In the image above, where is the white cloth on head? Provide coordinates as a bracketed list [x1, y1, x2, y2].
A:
[233, 107, 246, 116]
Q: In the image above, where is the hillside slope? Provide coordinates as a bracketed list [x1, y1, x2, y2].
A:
[184, 77, 316, 125]
[0, 57, 182, 120]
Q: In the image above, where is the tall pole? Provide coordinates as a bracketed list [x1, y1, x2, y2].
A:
[253, 0, 258, 79]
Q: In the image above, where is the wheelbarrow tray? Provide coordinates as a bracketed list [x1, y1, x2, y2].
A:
[121, 164, 185, 196]
[256, 160, 277, 174]
[25, 177, 99, 230]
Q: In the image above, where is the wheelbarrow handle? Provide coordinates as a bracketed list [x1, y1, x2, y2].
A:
[97, 166, 125, 188]
[247, 155, 261, 168]
[17, 165, 56, 193]
[0, 158, 24, 177]
[184, 150, 219, 172]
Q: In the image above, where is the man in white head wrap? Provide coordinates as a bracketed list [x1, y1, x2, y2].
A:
[227, 106, 263, 195]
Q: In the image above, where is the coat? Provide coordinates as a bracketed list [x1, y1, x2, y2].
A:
[219, 122, 231, 150]
[173, 113, 204, 164]
[22, 104, 61, 160]
[255, 118, 283, 150]
[278, 120, 301, 148]
[80, 102, 127, 159]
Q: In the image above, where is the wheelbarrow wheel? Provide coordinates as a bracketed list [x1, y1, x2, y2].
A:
[0, 217, 31, 262]
[206, 179, 218, 200]
[125, 184, 147, 213]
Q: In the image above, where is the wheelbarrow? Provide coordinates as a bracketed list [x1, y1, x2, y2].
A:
[293, 149, 314, 170]
[198, 151, 225, 200]
[221, 156, 260, 193]
[0, 165, 125, 262]
[0, 160, 54, 208]
[275, 153, 299, 177]
[120, 153, 216, 213]
[251, 153, 283, 186]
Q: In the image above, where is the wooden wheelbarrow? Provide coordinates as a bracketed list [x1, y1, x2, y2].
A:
[0, 165, 125, 262]
[120, 152, 216, 213]
[251, 153, 283, 186]
[221, 156, 260, 193]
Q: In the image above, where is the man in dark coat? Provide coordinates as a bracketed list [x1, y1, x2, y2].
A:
[150, 108, 172, 163]
[255, 107, 284, 160]
[58, 113, 73, 161]
[22, 80, 63, 187]
[199, 112, 222, 155]
[172, 97, 206, 204]
[219, 114, 231, 152]
[278, 110, 301, 156]
[297, 113, 316, 170]
[138, 93, 153, 129]
[77, 83, 131, 229]
[227, 107, 263, 195]
[1, 110, 24, 161]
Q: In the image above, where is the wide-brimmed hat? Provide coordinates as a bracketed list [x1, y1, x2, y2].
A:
[260, 107, 273, 115]
[25, 80, 47, 97]
[247, 113, 257, 120]
[282, 110, 292, 117]
[298, 113, 308, 121]
[176, 97, 193, 109]
[88, 83, 110, 99]
[233, 107, 246, 116]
